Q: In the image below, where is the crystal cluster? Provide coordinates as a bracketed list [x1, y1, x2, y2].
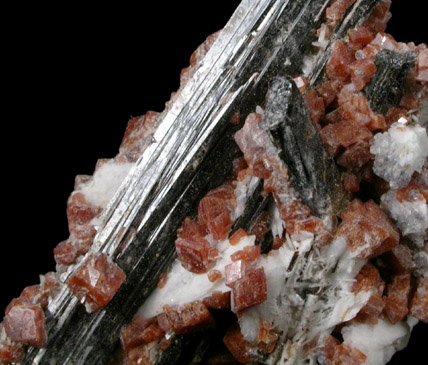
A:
[1, 0, 427, 364]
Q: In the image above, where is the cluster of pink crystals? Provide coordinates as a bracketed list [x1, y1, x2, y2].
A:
[0, 272, 59, 362]
[306, 2, 428, 200]
[119, 298, 221, 364]
[352, 263, 386, 324]
[175, 182, 236, 274]
[198, 183, 236, 241]
[224, 256, 267, 313]
[337, 199, 399, 259]
[318, 335, 367, 365]
[120, 316, 165, 364]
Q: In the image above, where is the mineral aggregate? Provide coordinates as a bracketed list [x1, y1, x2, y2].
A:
[2, 0, 427, 364]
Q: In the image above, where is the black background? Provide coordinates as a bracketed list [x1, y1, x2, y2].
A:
[1, 1, 426, 363]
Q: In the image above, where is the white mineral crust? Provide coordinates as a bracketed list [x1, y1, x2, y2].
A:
[80, 160, 134, 209]
[341, 317, 418, 365]
[370, 122, 428, 189]
[381, 188, 428, 246]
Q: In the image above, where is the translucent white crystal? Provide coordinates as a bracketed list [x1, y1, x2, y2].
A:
[370, 122, 428, 189]
[270, 202, 285, 238]
[342, 318, 414, 365]
[381, 189, 428, 246]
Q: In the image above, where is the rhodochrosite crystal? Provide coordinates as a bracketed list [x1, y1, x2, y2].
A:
[2, 0, 427, 364]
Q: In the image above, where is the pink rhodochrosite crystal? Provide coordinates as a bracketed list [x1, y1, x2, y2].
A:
[384, 274, 412, 324]
[197, 184, 236, 241]
[337, 199, 399, 259]
[3, 303, 47, 348]
[66, 252, 126, 313]
[163, 301, 215, 335]
[410, 277, 428, 322]
[353, 263, 386, 324]
[230, 267, 267, 313]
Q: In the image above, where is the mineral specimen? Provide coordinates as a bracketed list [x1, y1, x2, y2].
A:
[2, 0, 427, 364]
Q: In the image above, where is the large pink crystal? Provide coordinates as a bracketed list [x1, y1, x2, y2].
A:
[3, 303, 47, 348]
[337, 199, 399, 259]
[66, 252, 126, 313]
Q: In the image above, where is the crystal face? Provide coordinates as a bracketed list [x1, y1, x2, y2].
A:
[2, 1, 427, 364]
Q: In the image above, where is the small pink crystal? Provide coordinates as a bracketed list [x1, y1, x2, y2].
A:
[163, 301, 215, 335]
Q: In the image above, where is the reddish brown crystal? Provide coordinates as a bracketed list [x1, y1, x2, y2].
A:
[336, 140, 372, 169]
[66, 252, 126, 313]
[318, 335, 340, 363]
[0, 336, 25, 364]
[304, 89, 325, 123]
[395, 179, 428, 204]
[353, 263, 385, 324]
[3, 303, 47, 348]
[349, 59, 377, 92]
[231, 267, 267, 312]
[198, 184, 235, 241]
[317, 79, 343, 108]
[119, 111, 158, 162]
[343, 173, 360, 193]
[320, 120, 372, 157]
[120, 316, 162, 352]
[382, 243, 416, 274]
[272, 236, 286, 250]
[230, 245, 261, 263]
[208, 269, 222, 283]
[337, 199, 399, 259]
[364, 0, 391, 34]
[125, 344, 151, 365]
[19, 285, 41, 305]
[203, 291, 231, 310]
[54, 237, 92, 266]
[325, 0, 356, 29]
[348, 26, 374, 50]
[384, 274, 411, 324]
[385, 107, 407, 127]
[416, 49, 428, 83]
[175, 218, 212, 274]
[229, 228, 248, 246]
[157, 272, 168, 289]
[175, 236, 212, 274]
[156, 313, 171, 333]
[225, 260, 249, 287]
[326, 41, 355, 81]
[337, 89, 386, 131]
[163, 301, 215, 335]
[320, 124, 343, 157]
[16, 273, 59, 310]
[66, 192, 100, 241]
[332, 343, 367, 364]
[410, 277, 428, 323]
